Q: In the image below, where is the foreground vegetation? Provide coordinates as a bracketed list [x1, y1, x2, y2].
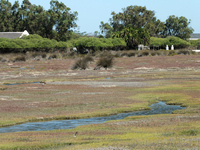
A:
[0, 54, 200, 149]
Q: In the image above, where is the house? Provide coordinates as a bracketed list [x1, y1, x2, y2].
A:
[189, 33, 200, 40]
[0, 30, 29, 39]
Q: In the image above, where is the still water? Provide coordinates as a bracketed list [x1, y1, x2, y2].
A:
[0, 101, 185, 133]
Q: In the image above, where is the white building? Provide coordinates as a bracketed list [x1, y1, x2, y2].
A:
[0, 30, 29, 39]
[189, 33, 200, 40]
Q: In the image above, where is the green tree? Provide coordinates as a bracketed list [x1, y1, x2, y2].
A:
[11, 1, 21, 31]
[162, 15, 194, 39]
[112, 27, 150, 49]
[49, 0, 78, 41]
[100, 5, 165, 38]
[0, 0, 13, 31]
[0, 0, 78, 41]
[100, 21, 113, 38]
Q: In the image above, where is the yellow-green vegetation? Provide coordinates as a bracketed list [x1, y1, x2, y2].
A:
[0, 57, 200, 149]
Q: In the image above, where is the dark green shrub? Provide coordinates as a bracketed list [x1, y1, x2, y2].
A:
[95, 53, 114, 70]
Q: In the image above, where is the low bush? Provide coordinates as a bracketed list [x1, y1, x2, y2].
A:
[127, 52, 137, 57]
[84, 55, 94, 62]
[71, 55, 94, 70]
[41, 53, 47, 58]
[72, 58, 88, 70]
[74, 37, 126, 52]
[121, 52, 128, 57]
[14, 56, 26, 62]
[150, 51, 157, 56]
[141, 50, 149, 56]
[177, 50, 190, 55]
[48, 54, 57, 59]
[113, 52, 122, 58]
[189, 39, 200, 49]
[0, 34, 72, 53]
[94, 52, 114, 70]
[150, 36, 191, 49]
[168, 51, 177, 56]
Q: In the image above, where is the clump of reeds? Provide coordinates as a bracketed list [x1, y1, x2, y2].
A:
[14, 56, 26, 62]
[94, 52, 114, 70]
[71, 55, 94, 70]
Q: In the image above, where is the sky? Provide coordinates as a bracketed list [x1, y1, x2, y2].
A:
[9, 0, 200, 34]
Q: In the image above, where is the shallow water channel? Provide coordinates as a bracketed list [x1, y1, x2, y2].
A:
[0, 101, 185, 133]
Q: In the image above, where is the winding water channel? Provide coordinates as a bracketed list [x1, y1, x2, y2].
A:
[0, 101, 185, 133]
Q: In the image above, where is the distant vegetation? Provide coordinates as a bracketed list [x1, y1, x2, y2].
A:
[0, 35, 126, 53]
[0, 0, 78, 41]
[150, 36, 191, 49]
[189, 39, 200, 49]
[72, 37, 126, 52]
[0, 0, 198, 53]
[0, 34, 72, 53]
[0, 35, 199, 54]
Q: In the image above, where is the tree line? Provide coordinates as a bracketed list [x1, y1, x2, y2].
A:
[100, 6, 194, 48]
[0, 0, 77, 41]
[0, 1, 195, 50]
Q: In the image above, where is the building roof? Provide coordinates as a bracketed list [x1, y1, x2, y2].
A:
[190, 33, 200, 39]
[0, 30, 29, 39]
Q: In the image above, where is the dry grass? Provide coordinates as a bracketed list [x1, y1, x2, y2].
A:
[0, 54, 200, 149]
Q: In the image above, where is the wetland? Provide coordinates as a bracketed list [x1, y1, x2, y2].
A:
[0, 54, 200, 149]
[0, 101, 185, 133]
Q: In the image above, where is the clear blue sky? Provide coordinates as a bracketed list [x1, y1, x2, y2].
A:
[9, 0, 200, 34]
